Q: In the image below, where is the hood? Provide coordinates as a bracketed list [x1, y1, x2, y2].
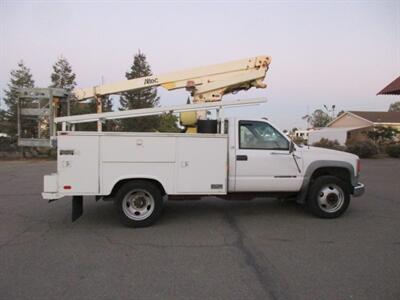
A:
[299, 146, 359, 161]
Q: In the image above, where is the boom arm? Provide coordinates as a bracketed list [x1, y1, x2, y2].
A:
[73, 55, 271, 103]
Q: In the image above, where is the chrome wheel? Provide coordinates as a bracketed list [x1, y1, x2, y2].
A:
[317, 184, 345, 213]
[122, 189, 155, 221]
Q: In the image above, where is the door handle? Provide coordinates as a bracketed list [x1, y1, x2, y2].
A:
[236, 155, 248, 161]
[271, 152, 290, 155]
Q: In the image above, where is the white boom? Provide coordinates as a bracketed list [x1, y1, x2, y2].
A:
[73, 55, 271, 103]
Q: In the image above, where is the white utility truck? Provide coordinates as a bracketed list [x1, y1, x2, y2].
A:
[42, 55, 364, 227]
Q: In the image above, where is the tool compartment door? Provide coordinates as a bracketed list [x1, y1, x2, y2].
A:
[176, 136, 227, 194]
[57, 135, 99, 194]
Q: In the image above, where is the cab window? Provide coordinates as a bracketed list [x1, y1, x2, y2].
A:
[239, 121, 289, 150]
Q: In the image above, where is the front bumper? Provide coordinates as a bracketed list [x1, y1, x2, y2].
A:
[352, 183, 365, 197]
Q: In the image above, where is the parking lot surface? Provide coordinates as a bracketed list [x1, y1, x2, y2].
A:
[0, 159, 399, 300]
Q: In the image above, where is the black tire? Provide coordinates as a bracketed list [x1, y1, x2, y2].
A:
[306, 175, 350, 218]
[114, 180, 163, 227]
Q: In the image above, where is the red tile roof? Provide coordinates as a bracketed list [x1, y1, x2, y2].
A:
[377, 76, 400, 95]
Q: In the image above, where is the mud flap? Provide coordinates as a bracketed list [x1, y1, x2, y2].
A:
[72, 196, 83, 222]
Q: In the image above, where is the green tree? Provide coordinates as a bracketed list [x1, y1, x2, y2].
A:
[310, 109, 332, 128]
[50, 56, 78, 116]
[158, 114, 180, 132]
[2, 61, 35, 136]
[367, 126, 399, 145]
[50, 56, 76, 92]
[119, 51, 160, 132]
[50, 56, 98, 131]
[388, 101, 400, 112]
[0, 109, 7, 133]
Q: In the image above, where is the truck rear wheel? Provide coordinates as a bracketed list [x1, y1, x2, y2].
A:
[114, 181, 163, 227]
[307, 175, 350, 218]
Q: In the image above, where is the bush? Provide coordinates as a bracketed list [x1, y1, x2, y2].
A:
[346, 140, 378, 158]
[312, 138, 345, 151]
[0, 136, 18, 152]
[385, 144, 400, 158]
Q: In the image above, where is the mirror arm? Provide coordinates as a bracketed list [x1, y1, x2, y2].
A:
[289, 140, 295, 154]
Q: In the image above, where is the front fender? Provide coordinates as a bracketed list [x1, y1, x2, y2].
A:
[296, 160, 357, 204]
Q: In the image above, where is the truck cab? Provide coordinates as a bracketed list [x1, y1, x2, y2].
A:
[228, 118, 303, 192]
[228, 117, 364, 214]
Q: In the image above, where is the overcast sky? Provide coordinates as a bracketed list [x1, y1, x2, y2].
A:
[1, 0, 399, 129]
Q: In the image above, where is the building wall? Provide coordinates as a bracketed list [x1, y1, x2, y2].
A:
[347, 125, 400, 143]
[347, 127, 371, 143]
[329, 114, 371, 128]
[308, 130, 348, 145]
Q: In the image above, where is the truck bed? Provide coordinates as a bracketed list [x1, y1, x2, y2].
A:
[46, 132, 228, 198]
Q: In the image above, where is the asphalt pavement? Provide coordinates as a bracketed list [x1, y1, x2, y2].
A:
[0, 159, 399, 300]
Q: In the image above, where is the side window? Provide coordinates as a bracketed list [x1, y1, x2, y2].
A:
[239, 121, 289, 150]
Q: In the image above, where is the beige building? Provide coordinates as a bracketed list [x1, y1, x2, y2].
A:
[328, 111, 400, 129]
[308, 111, 400, 145]
[330, 111, 400, 142]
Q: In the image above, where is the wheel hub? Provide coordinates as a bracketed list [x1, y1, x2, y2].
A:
[317, 184, 345, 213]
[133, 197, 146, 209]
[326, 193, 339, 205]
[122, 189, 155, 221]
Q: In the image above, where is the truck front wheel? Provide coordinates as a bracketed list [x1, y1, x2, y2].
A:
[307, 175, 350, 218]
[114, 181, 163, 227]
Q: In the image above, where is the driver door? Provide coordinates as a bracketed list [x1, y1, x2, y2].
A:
[235, 120, 303, 192]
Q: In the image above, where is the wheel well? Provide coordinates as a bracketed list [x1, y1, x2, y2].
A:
[108, 178, 166, 199]
[311, 167, 351, 187]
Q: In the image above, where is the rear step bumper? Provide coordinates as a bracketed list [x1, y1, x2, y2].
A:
[42, 192, 63, 200]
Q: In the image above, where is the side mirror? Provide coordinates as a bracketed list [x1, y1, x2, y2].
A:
[289, 140, 295, 154]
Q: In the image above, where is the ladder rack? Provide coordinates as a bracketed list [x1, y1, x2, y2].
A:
[56, 98, 267, 133]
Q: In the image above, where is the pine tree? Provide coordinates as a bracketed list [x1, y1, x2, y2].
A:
[0, 109, 7, 134]
[50, 56, 96, 130]
[119, 51, 160, 132]
[2, 61, 35, 136]
[50, 56, 76, 92]
[50, 56, 77, 117]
